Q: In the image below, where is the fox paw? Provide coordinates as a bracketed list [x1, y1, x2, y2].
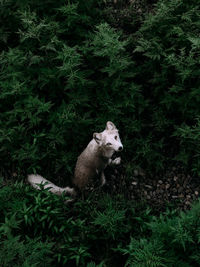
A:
[101, 175, 106, 186]
[112, 157, 121, 165]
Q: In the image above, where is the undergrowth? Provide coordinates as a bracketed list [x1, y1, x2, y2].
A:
[1, 181, 200, 266]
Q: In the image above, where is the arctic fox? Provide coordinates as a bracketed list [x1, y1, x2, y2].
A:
[28, 121, 123, 196]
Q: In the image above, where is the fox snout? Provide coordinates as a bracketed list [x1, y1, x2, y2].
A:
[113, 142, 123, 152]
[118, 146, 123, 151]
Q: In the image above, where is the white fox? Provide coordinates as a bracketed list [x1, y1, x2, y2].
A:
[28, 121, 123, 196]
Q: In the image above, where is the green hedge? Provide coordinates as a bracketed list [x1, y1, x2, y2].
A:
[1, 0, 200, 179]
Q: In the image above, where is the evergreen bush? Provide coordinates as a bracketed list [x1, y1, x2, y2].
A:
[1, 0, 200, 177]
[1, 0, 200, 265]
[1, 181, 200, 266]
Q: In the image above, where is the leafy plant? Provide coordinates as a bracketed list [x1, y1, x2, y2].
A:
[1, 0, 200, 265]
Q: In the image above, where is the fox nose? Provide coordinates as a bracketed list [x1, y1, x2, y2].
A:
[118, 146, 123, 151]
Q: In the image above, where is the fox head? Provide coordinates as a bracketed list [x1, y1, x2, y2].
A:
[93, 121, 123, 154]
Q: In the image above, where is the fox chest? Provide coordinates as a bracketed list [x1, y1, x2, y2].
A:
[95, 156, 109, 172]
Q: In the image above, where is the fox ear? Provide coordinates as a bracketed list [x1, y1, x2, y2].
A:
[93, 133, 102, 144]
[106, 121, 116, 131]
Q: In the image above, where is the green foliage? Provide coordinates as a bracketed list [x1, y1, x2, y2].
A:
[0, 235, 53, 267]
[116, 202, 200, 266]
[1, 182, 200, 266]
[174, 118, 200, 174]
[121, 238, 169, 267]
[0, 212, 53, 267]
[92, 195, 128, 239]
[0, 0, 103, 178]
[131, 0, 200, 172]
[1, 0, 200, 265]
[1, 0, 200, 177]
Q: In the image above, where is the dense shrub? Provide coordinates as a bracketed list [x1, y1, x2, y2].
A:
[132, 0, 200, 173]
[0, 0, 105, 180]
[1, 1, 200, 266]
[1, 181, 200, 266]
[1, 0, 200, 179]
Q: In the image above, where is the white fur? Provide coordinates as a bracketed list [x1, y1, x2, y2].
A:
[28, 121, 123, 196]
[111, 157, 121, 165]
[27, 174, 75, 196]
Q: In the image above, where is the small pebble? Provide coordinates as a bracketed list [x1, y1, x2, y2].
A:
[166, 184, 170, 189]
[174, 176, 178, 181]
[132, 181, 137, 186]
[185, 201, 191, 206]
[145, 184, 152, 189]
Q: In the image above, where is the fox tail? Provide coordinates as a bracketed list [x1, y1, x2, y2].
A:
[27, 174, 75, 196]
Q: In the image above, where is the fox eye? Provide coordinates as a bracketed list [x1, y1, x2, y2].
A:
[115, 136, 117, 140]
[106, 143, 112, 146]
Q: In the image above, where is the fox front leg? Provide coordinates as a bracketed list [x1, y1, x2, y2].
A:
[108, 157, 121, 166]
[100, 171, 106, 186]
